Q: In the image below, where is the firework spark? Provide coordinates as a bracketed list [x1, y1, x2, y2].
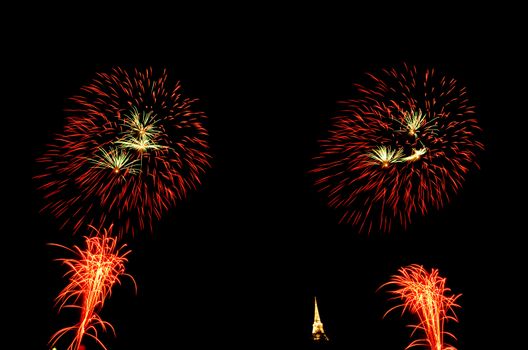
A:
[90, 147, 140, 176]
[312, 64, 483, 233]
[49, 226, 135, 350]
[368, 146, 404, 167]
[381, 264, 461, 350]
[36, 67, 211, 235]
[115, 106, 165, 152]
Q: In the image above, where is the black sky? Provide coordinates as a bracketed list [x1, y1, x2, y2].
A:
[19, 12, 524, 350]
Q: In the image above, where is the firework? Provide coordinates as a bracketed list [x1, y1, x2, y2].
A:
[381, 264, 461, 350]
[312, 64, 483, 233]
[49, 226, 135, 350]
[36, 67, 211, 235]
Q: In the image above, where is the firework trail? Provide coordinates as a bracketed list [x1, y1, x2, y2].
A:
[312, 64, 483, 233]
[36, 67, 211, 235]
[49, 226, 135, 350]
[381, 264, 461, 350]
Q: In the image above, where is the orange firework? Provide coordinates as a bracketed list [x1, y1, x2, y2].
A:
[49, 226, 135, 350]
[381, 264, 461, 350]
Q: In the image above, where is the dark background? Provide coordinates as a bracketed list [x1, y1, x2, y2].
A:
[20, 11, 523, 350]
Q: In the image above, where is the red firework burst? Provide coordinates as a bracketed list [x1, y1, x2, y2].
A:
[312, 64, 483, 233]
[36, 67, 211, 235]
[49, 226, 135, 350]
[381, 264, 461, 350]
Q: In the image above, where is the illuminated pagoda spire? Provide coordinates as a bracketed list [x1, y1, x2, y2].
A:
[312, 297, 329, 342]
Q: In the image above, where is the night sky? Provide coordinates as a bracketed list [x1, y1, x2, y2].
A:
[22, 13, 523, 350]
